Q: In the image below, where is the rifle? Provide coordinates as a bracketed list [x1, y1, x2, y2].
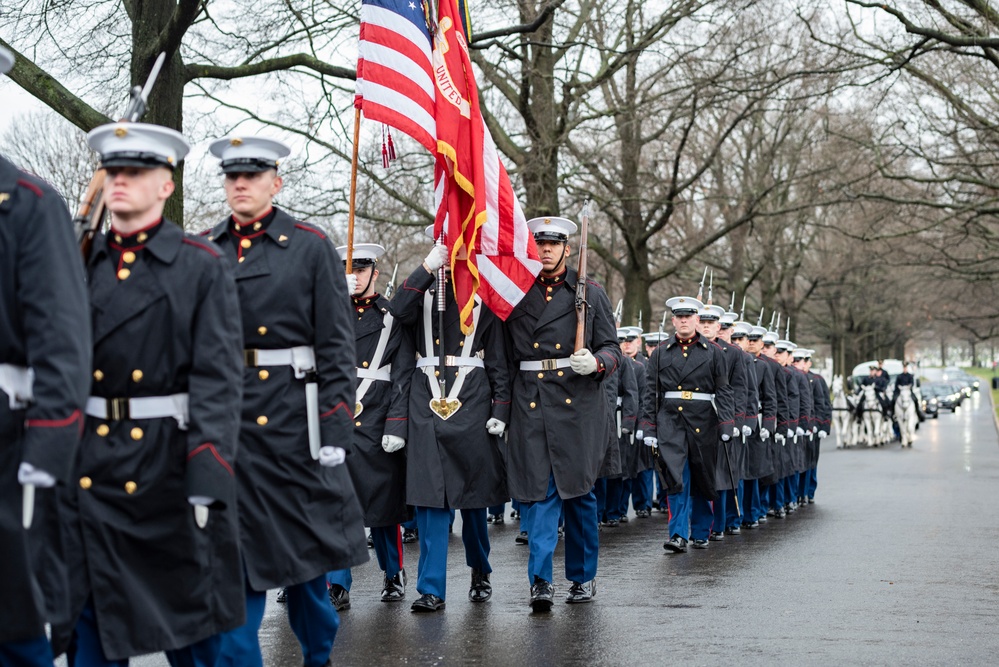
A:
[637, 310, 643, 332]
[384, 262, 400, 299]
[574, 200, 590, 352]
[695, 266, 708, 301]
[75, 52, 166, 261]
[613, 299, 623, 328]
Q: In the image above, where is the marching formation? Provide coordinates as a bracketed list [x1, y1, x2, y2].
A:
[1, 49, 834, 667]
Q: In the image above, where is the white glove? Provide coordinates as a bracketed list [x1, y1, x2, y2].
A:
[812, 426, 818, 433]
[796, 427, 805, 437]
[776, 432, 785, 445]
[345, 273, 358, 295]
[787, 429, 794, 439]
[760, 428, 770, 441]
[381, 435, 406, 453]
[485, 418, 506, 435]
[721, 433, 731, 442]
[569, 348, 598, 375]
[17, 462, 55, 488]
[319, 446, 347, 467]
[636, 430, 643, 441]
[423, 244, 447, 272]
[732, 427, 740, 437]
[188, 496, 214, 529]
[818, 430, 828, 439]
[643, 437, 658, 448]
[741, 425, 752, 437]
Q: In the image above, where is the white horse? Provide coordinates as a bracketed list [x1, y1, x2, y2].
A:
[894, 385, 918, 448]
[860, 384, 884, 447]
[831, 377, 855, 448]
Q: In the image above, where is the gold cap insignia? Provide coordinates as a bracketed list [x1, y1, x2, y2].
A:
[114, 127, 128, 138]
[230, 138, 243, 146]
[544, 218, 551, 224]
[167, 156, 175, 164]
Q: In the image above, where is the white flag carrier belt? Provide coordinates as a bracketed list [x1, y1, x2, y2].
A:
[663, 391, 715, 401]
[518, 358, 572, 371]
[85, 394, 190, 431]
[0, 363, 34, 410]
[355, 312, 395, 416]
[244, 345, 321, 460]
[421, 290, 481, 413]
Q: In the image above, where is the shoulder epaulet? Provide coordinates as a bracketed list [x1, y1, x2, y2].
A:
[707, 339, 721, 350]
[586, 278, 603, 289]
[15, 178, 43, 198]
[198, 229, 212, 237]
[182, 237, 221, 258]
[294, 223, 326, 239]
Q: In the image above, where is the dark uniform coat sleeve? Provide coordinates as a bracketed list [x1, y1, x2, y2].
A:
[0, 159, 90, 644]
[504, 269, 621, 501]
[54, 220, 245, 660]
[712, 339, 745, 491]
[206, 208, 368, 592]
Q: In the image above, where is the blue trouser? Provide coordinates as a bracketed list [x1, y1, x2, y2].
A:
[401, 515, 417, 531]
[219, 573, 338, 667]
[632, 469, 654, 511]
[724, 480, 744, 529]
[1, 635, 54, 667]
[773, 478, 785, 508]
[618, 478, 633, 516]
[783, 476, 796, 505]
[742, 479, 761, 523]
[712, 489, 728, 533]
[593, 478, 607, 520]
[414, 506, 491, 600]
[805, 468, 818, 498]
[523, 473, 598, 584]
[605, 478, 624, 520]
[328, 524, 404, 591]
[488, 502, 506, 516]
[68, 599, 222, 667]
[667, 461, 714, 540]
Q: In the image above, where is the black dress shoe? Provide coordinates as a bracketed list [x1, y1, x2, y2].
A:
[604, 518, 619, 528]
[381, 569, 406, 602]
[510, 510, 520, 520]
[469, 569, 492, 602]
[635, 509, 651, 519]
[411, 593, 445, 612]
[515, 531, 529, 545]
[367, 532, 374, 548]
[758, 515, 767, 524]
[329, 584, 351, 611]
[741, 521, 759, 529]
[618, 515, 629, 524]
[806, 497, 814, 504]
[725, 525, 741, 536]
[402, 528, 418, 543]
[486, 514, 495, 524]
[565, 579, 595, 604]
[529, 577, 554, 612]
[657, 502, 669, 514]
[774, 508, 786, 519]
[691, 538, 709, 549]
[557, 526, 564, 539]
[766, 508, 776, 518]
[709, 531, 725, 541]
[490, 514, 505, 525]
[275, 587, 287, 604]
[663, 536, 687, 553]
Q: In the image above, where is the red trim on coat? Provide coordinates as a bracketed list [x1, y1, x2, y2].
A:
[27, 409, 82, 429]
[294, 224, 326, 239]
[16, 178, 43, 197]
[321, 402, 353, 419]
[183, 238, 221, 257]
[386, 417, 408, 421]
[187, 443, 234, 476]
[232, 207, 274, 228]
[111, 218, 162, 240]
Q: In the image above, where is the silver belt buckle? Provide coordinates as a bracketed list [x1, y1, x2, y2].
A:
[541, 358, 558, 371]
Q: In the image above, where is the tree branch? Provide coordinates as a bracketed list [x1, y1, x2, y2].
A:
[186, 54, 355, 82]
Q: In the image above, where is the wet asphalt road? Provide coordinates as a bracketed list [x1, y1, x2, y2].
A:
[107, 392, 999, 665]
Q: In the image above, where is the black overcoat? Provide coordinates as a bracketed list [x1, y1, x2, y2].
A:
[57, 220, 245, 659]
[504, 269, 622, 500]
[391, 268, 509, 509]
[711, 339, 746, 492]
[206, 208, 368, 591]
[639, 334, 735, 501]
[745, 354, 777, 481]
[0, 159, 90, 643]
[346, 294, 413, 526]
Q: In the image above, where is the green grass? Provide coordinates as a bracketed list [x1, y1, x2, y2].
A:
[963, 367, 999, 421]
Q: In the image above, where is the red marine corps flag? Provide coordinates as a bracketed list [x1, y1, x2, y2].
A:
[354, 0, 541, 334]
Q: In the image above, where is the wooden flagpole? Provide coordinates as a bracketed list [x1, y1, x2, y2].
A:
[346, 107, 362, 272]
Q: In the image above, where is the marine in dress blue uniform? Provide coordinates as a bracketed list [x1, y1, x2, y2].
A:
[0, 44, 92, 667]
[616, 327, 653, 519]
[759, 327, 790, 517]
[504, 216, 622, 612]
[205, 137, 368, 667]
[326, 243, 415, 609]
[773, 338, 802, 516]
[639, 296, 735, 552]
[58, 123, 245, 666]
[390, 228, 510, 612]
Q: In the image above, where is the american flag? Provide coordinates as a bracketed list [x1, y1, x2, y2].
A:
[355, 0, 542, 331]
[355, 0, 436, 153]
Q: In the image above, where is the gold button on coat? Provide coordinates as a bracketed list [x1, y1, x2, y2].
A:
[258, 370, 269, 380]
[258, 326, 267, 336]
[678, 406, 683, 412]
[132, 369, 143, 382]
[696, 428, 701, 433]
[93, 369, 104, 381]
[80, 477, 92, 489]
[362, 361, 369, 368]
[240, 238, 252, 249]
[355, 421, 362, 427]
[130, 427, 143, 440]
[117, 268, 131, 280]
[96, 424, 109, 437]
[122, 251, 136, 264]
[565, 398, 572, 404]
[257, 416, 268, 426]
[533, 342, 539, 349]
[537, 373, 544, 379]
[137, 232, 148, 243]
[555, 344, 561, 350]
[529, 402, 536, 409]
[557, 371, 564, 377]
[125, 481, 137, 494]
[253, 222, 262, 231]
[238, 257, 245, 263]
